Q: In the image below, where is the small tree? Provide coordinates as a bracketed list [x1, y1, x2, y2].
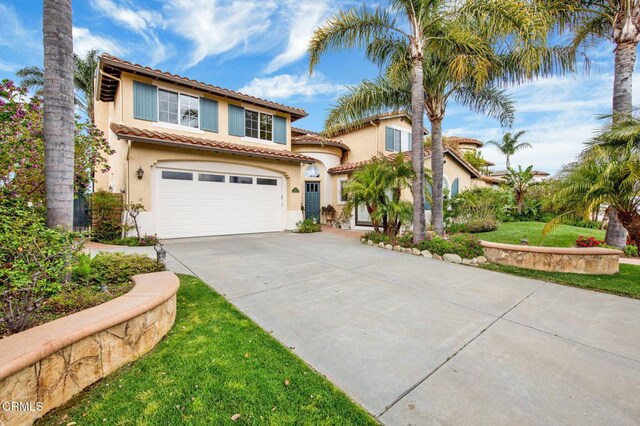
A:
[125, 202, 145, 240]
[486, 131, 532, 169]
[0, 193, 80, 333]
[343, 154, 417, 237]
[504, 165, 536, 216]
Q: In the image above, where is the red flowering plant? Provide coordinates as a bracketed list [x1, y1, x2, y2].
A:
[0, 79, 114, 205]
[575, 235, 605, 248]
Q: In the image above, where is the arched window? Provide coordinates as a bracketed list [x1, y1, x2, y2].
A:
[305, 164, 320, 178]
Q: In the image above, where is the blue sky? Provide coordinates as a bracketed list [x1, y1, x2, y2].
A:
[1, 0, 637, 173]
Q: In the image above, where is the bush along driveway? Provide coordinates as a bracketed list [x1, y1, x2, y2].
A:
[40, 275, 376, 425]
[158, 232, 640, 425]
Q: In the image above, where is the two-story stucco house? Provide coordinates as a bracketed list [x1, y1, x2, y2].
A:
[94, 55, 486, 238]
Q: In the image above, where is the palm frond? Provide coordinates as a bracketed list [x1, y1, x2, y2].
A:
[452, 84, 515, 127]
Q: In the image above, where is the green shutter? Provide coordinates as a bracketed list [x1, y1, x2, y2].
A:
[273, 116, 286, 144]
[451, 178, 459, 196]
[385, 126, 394, 151]
[200, 98, 218, 132]
[228, 104, 245, 136]
[133, 81, 157, 122]
[424, 181, 432, 210]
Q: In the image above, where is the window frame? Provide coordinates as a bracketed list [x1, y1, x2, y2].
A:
[157, 88, 201, 130]
[244, 108, 274, 142]
[337, 178, 348, 205]
[386, 126, 412, 152]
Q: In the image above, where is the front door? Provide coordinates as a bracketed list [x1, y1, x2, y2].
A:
[305, 181, 320, 221]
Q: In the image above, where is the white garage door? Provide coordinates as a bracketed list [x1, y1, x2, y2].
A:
[155, 164, 284, 238]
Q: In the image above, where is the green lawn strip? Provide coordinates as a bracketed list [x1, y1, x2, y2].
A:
[475, 221, 606, 247]
[482, 263, 640, 299]
[39, 275, 377, 426]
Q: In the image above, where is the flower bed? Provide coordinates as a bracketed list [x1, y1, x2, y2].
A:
[360, 232, 488, 265]
[0, 271, 179, 425]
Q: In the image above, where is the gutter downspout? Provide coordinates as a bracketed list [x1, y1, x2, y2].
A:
[370, 120, 379, 156]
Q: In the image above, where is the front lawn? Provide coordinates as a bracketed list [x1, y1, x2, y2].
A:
[482, 263, 640, 299]
[475, 221, 606, 247]
[39, 275, 376, 425]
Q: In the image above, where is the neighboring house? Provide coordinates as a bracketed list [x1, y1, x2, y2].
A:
[490, 169, 551, 183]
[94, 55, 486, 237]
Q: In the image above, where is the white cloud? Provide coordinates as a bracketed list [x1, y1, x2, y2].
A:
[72, 27, 127, 57]
[0, 4, 38, 51]
[264, 1, 330, 74]
[91, 0, 169, 65]
[164, 0, 277, 68]
[239, 73, 344, 100]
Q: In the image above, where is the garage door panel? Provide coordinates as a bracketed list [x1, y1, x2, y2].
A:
[156, 166, 284, 238]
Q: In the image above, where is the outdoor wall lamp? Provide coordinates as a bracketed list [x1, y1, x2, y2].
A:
[136, 166, 144, 180]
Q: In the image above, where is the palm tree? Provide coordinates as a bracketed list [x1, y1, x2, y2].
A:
[309, 3, 429, 242]
[312, 1, 564, 238]
[486, 131, 532, 169]
[552, 144, 640, 250]
[17, 49, 99, 121]
[43, 0, 75, 228]
[503, 165, 536, 215]
[552, 0, 640, 246]
[343, 153, 416, 237]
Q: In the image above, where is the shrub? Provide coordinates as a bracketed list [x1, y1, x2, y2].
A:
[92, 191, 123, 242]
[89, 252, 165, 288]
[296, 219, 321, 233]
[362, 231, 390, 245]
[624, 245, 639, 257]
[0, 193, 81, 333]
[111, 234, 160, 247]
[416, 234, 483, 259]
[463, 216, 500, 233]
[447, 187, 513, 223]
[575, 235, 605, 248]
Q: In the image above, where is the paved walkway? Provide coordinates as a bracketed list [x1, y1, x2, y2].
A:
[155, 233, 637, 424]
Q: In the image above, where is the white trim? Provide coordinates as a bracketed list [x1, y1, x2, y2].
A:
[244, 108, 274, 142]
[152, 121, 204, 134]
[337, 178, 348, 205]
[156, 86, 202, 131]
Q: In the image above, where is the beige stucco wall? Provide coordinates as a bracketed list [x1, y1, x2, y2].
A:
[338, 116, 412, 164]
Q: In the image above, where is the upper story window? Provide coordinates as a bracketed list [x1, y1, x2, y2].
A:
[245, 110, 273, 141]
[385, 126, 411, 152]
[158, 89, 199, 129]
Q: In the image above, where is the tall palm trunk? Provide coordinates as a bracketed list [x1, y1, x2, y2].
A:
[429, 114, 445, 235]
[410, 54, 426, 243]
[605, 40, 638, 247]
[505, 154, 511, 169]
[44, 0, 75, 229]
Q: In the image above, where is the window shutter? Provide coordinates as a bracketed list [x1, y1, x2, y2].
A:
[385, 126, 394, 151]
[451, 178, 459, 196]
[133, 81, 157, 122]
[424, 181, 432, 210]
[228, 104, 245, 136]
[273, 116, 287, 144]
[200, 98, 218, 132]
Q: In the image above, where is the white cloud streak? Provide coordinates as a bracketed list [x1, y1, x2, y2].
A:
[239, 73, 344, 100]
[164, 0, 277, 68]
[264, 1, 330, 74]
[72, 27, 128, 57]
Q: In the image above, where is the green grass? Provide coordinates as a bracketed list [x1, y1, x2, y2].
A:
[39, 275, 376, 425]
[476, 221, 606, 247]
[482, 263, 640, 299]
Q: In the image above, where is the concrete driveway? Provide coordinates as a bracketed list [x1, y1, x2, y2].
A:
[162, 232, 640, 425]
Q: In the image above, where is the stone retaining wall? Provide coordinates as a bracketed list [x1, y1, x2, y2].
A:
[480, 241, 622, 275]
[0, 271, 179, 426]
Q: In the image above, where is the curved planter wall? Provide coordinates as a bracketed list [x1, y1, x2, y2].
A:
[480, 241, 622, 275]
[0, 271, 179, 426]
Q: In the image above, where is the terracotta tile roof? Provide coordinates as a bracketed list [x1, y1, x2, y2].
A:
[110, 123, 316, 163]
[291, 134, 350, 151]
[98, 54, 307, 120]
[291, 127, 319, 136]
[444, 136, 484, 148]
[325, 111, 414, 137]
[328, 145, 481, 177]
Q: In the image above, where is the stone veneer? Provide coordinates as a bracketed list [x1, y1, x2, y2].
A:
[0, 271, 179, 426]
[480, 241, 622, 275]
